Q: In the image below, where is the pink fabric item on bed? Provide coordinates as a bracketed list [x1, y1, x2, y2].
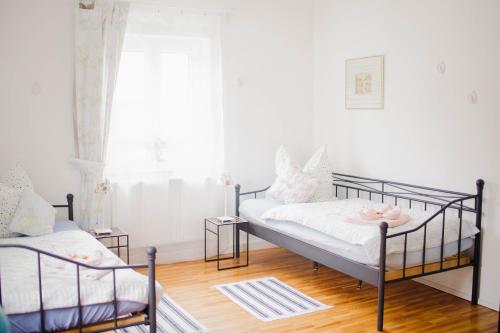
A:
[345, 204, 410, 228]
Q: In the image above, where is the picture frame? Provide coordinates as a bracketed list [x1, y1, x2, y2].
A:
[345, 55, 384, 110]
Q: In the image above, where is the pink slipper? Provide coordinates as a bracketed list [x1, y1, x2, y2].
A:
[383, 206, 401, 220]
[359, 207, 382, 220]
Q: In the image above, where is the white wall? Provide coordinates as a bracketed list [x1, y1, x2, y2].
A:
[221, 0, 314, 189]
[0, 0, 79, 209]
[312, 0, 500, 310]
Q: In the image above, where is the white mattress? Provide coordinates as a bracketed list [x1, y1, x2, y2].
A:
[239, 198, 474, 268]
[0, 230, 163, 315]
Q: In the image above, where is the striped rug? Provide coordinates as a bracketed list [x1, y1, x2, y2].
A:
[215, 277, 332, 321]
[117, 294, 209, 333]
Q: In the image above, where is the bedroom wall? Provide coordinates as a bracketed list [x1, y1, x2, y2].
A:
[0, 0, 79, 208]
[218, 0, 315, 191]
[0, 0, 313, 260]
[312, 0, 500, 310]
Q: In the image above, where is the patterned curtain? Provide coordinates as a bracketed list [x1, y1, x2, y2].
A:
[73, 0, 129, 230]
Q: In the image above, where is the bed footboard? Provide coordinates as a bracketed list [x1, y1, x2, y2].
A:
[0, 244, 157, 333]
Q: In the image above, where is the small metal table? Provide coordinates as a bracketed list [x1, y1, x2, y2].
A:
[91, 228, 130, 264]
[204, 216, 249, 270]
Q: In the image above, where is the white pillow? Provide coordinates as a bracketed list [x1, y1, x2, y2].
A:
[0, 184, 22, 238]
[303, 146, 336, 202]
[1, 164, 34, 193]
[9, 190, 56, 236]
[267, 146, 320, 204]
[274, 145, 300, 178]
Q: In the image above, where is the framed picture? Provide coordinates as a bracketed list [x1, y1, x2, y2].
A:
[345, 55, 384, 109]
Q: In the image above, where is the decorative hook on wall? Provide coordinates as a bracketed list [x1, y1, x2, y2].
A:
[468, 91, 478, 104]
[79, 0, 95, 10]
[437, 61, 446, 75]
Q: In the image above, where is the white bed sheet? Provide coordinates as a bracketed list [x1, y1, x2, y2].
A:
[0, 230, 163, 315]
[261, 198, 478, 263]
[239, 198, 474, 268]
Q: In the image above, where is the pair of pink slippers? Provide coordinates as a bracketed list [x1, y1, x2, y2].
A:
[346, 204, 410, 228]
[360, 204, 403, 221]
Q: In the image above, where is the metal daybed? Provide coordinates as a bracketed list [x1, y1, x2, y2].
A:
[234, 173, 484, 331]
[0, 194, 158, 333]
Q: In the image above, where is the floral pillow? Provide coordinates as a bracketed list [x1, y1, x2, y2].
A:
[0, 164, 36, 238]
[266, 145, 335, 204]
[1, 164, 34, 193]
[266, 146, 320, 204]
[0, 184, 22, 238]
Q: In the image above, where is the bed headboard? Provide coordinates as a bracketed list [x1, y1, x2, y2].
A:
[52, 193, 74, 221]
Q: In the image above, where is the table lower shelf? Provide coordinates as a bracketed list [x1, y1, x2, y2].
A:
[205, 252, 249, 270]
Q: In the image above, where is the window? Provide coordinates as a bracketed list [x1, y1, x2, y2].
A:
[107, 32, 223, 181]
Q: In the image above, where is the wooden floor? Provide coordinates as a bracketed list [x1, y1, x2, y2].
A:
[148, 248, 497, 333]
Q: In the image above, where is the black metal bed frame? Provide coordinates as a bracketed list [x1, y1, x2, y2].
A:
[0, 194, 157, 333]
[235, 173, 484, 331]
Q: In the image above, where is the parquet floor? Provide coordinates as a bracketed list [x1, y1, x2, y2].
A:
[148, 247, 498, 332]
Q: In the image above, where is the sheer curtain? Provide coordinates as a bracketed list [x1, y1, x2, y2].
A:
[106, 4, 225, 262]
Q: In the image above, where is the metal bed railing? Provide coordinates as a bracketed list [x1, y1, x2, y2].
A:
[0, 194, 157, 333]
[235, 174, 484, 331]
[331, 174, 482, 277]
[384, 196, 475, 282]
[333, 173, 477, 209]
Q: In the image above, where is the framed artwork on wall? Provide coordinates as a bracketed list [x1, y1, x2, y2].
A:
[345, 55, 384, 109]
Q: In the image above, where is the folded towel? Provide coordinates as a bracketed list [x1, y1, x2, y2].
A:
[346, 204, 410, 228]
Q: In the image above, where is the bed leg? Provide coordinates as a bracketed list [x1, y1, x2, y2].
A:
[313, 261, 320, 270]
[147, 247, 157, 333]
[357, 280, 363, 290]
[471, 239, 481, 305]
[377, 282, 385, 331]
[235, 224, 240, 258]
[378, 222, 388, 332]
[472, 179, 484, 305]
[235, 184, 241, 258]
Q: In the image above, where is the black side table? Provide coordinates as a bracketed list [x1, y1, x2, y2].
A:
[204, 216, 249, 270]
[91, 228, 130, 264]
